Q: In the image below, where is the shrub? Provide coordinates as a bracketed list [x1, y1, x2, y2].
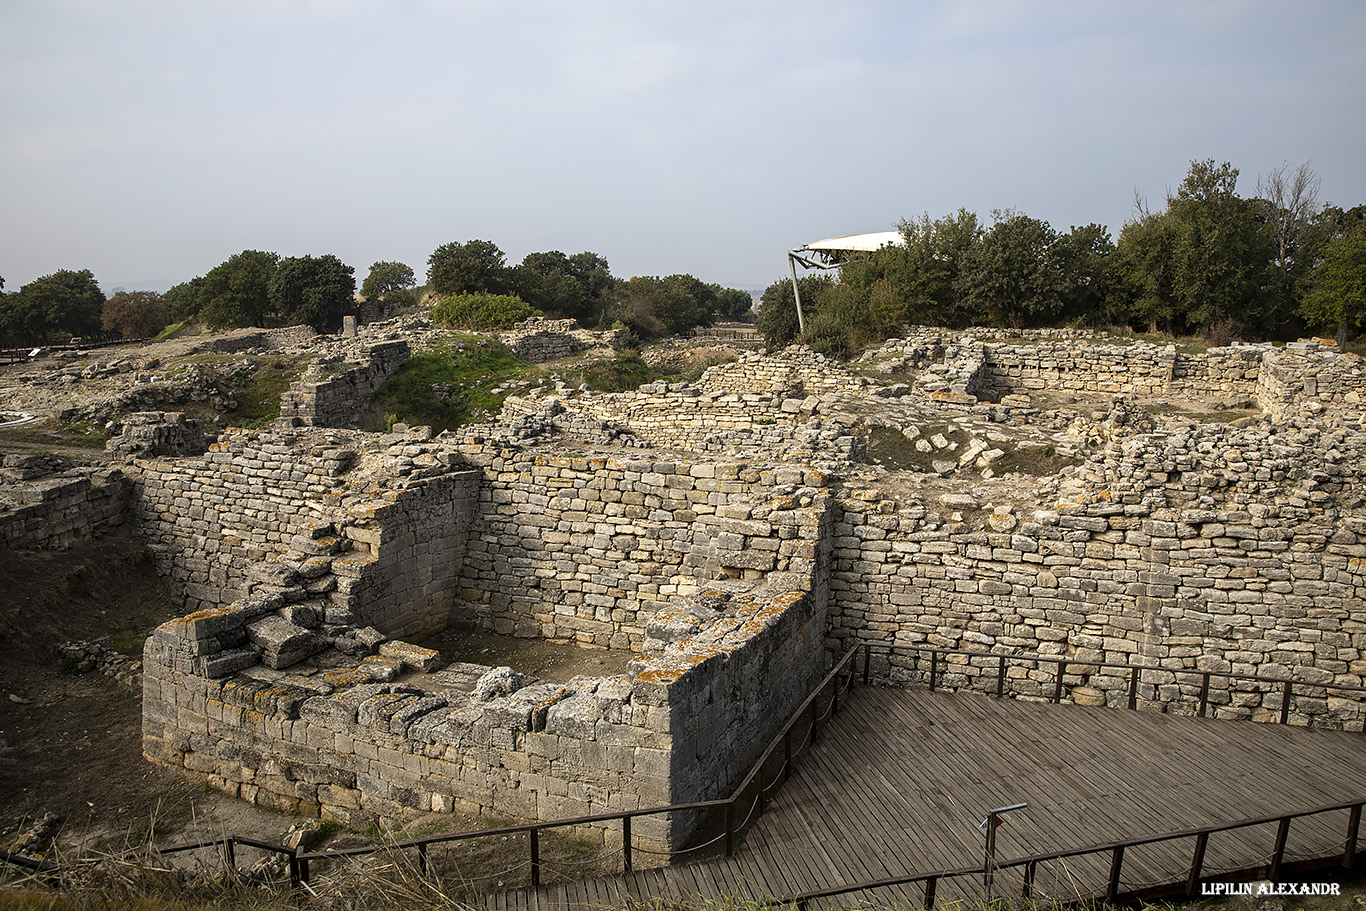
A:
[431, 292, 541, 330]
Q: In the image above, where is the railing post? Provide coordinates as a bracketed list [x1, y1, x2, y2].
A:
[287, 849, 301, 890]
[623, 816, 633, 873]
[1186, 831, 1209, 895]
[929, 650, 939, 692]
[783, 729, 792, 783]
[1345, 804, 1361, 870]
[299, 855, 310, 885]
[418, 842, 427, 875]
[226, 838, 235, 870]
[1270, 816, 1292, 881]
[1053, 661, 1066, 703]
[1199, 672, 1211, 717]
[1280, 680, 1293, 724]
[997, 655, 1006, 698]
[531, 828, 541, 887]
[924, 874, 938, 909]
[1107, 845, 1125, 904]
[863, 643, 870, 685]
[725, 802, 735, 857]
[1128, 666, 1140, 710]
[1022, 860, 1036, 899]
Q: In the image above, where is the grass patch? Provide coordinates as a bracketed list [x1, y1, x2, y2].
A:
[568, 351, 658, 392]
[362, 338, 538, 433]
[227, 356, 309, 428]
[989, 442, 1082, 476]
[57, 420, 109, 449]
[866, 423, 970, 472]
[151, 321, 187, 341]
[659, 349, 738, 384]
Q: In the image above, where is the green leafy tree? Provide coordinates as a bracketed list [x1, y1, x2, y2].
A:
[1053, 223, 1118, 325]
[957, 213, 1066, 328]
[361, 261, 416, 300]
[3, 269, 105, 343]
[427, 239, 509, 296]
[1168, 160, 1279, 336]
[711, 286, 753, 320]
[607, 274, 716, 338]
[270, 254, 356, 332]
[162, 277, 205, 322]
[1113, 203, 1179, 333]
[894, 209, 984, 327]
[102, 290, 167, 339]
[1300, 207, 1366, 345]
[1114, 161, 1280, 337]
[199, 250, 280, 329]
[507, 250, 617, 325]
[757, 274, 834, 349]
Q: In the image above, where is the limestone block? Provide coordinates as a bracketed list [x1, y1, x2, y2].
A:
[247, 616, 323, 670]
[378, 640, 443, 673]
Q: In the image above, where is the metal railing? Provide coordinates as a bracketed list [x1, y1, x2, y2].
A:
[763, 797, 1364, 909]
[865, 642, 1366, 731]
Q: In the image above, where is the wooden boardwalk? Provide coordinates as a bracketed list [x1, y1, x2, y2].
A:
[483, 686, 1366, 909]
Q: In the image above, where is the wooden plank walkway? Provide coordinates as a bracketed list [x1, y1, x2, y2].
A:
[483, 686, 1366, 909]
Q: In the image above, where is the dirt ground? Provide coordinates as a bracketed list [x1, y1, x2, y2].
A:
[0, 529, 305, 860]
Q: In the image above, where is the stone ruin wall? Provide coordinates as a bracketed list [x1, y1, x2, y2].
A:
[449, 446, 830, 652]
[499, 318, 629, 364]
[188, 325, 317, 355]
[142, 569, 827, 850]
[129, 428, 480, 641]
[279, 340, 409, 428]
[130, 430, 361, 612]
[868, 330, 1365, 422]
[0, 465, 129, 549]
[828, 419, 1366, 727]
[137, 434, 830, 849]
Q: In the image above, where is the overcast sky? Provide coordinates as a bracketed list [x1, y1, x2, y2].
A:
[2, 0, 1364, 295]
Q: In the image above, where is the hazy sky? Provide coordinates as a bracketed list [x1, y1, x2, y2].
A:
[2, 0, 1364, 294]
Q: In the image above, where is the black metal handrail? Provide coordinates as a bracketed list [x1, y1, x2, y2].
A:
[763, 796, 1364, 909]
[865, 642, 1366, 731]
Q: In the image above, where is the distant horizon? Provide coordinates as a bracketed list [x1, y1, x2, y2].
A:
[4, 1, 1363, 294]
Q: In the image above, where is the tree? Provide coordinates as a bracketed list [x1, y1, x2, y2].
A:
[1257, 161, 1320, 280]
[427, 239, 509, 296]
[102, 290, 167, 339]
[957, 213, 1065, 328]
[711, 286, 753, 320]
[895, 209, 984, 327]
[4, 269, 105, 343]
[757, 274, 834, 349]
[162, 277, 205, 322]
[199, 250, 280, 329]
[507, 250, 616, 324]
[1168, 160, 1279, 336]
[1300, 207, 1366, 345]
[1053, 223, 1118, 325]
[606, 274, 719, 338]
[361, 261, 416, 300]
[269, 254, 356, 332]
[1114, 161, 1280, 338]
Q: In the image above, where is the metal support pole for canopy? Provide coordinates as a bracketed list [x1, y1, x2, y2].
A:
[787, 251, 806, 334]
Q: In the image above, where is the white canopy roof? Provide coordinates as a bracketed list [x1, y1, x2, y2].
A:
[794, 231, 906, 254]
